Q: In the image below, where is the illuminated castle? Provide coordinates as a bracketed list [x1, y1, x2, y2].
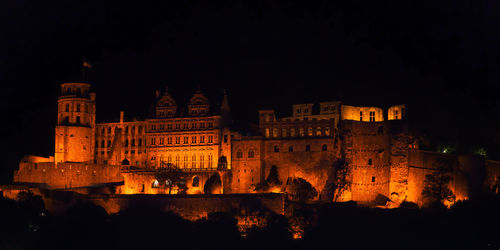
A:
[12, 81, 499, 206]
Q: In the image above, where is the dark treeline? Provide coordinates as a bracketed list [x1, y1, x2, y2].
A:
[1, 192, 500, 250]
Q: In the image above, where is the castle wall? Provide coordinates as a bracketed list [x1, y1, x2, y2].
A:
[55, 126, 93, 163]
[85, 193, 285, 220]
[341, 120, 392, 202]
[261, 137, 338, 195]
[14, 161, 123, 189]
[341, 105, 384, 122]
[231, 138, 263, 193]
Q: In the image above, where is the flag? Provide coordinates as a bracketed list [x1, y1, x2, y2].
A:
[83, 60, 92, 68]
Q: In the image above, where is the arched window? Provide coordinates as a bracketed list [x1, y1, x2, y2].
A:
[152, 180, 159, 188]
[192, 176, 200, 187]
[248, 150, 254, 158]
[200, 154, 205, 168]
[316, 127, 322, 136]
[236, 151, 243, 158]
[175, 154, 180, 167]
[322, 144, 327, 151]
[325, 127, 331, 136]
[307, 127, 313, 136]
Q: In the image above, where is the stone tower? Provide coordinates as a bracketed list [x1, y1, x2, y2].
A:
[54, 82, 96, 163]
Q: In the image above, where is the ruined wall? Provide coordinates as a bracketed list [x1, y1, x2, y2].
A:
[341, 105, 384, 122]
[231, 138, 263, 193]
[341, 120, 392, 202]
[14, 161, 123, 189]
[388, 121, 409, 202]
[261, 137, 338, 195]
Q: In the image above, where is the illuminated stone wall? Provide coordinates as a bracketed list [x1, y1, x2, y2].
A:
[341, 120, 392, 202]
[13, 161, 123, 189]
[55, 126, 93, 163]
[232, 138, 263, 193]
[341, 105, 384, 122]
[387, 104, 406, 120]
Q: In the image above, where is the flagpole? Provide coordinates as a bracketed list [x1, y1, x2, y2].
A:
[82, 56, 86, 82]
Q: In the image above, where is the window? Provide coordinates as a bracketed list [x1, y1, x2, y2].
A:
[322, 144, 327, 151]
[307, 127, 313, 136]
[125, 126, 129, 133]
[184, 137, 188, 144]
[368, 159, 372, 165]
[265, 128, 270, 138]
[138, 126, 142, 133]
[273, 128, 278, 138]
[248, 150, 254, 158]
[101, 140, 105, 147]
[125, 139, 129, 147]
[192, 123, 196, 129]
[290, 128, 296, 137]
[76, 103, 80, 112]
[299, 128, 304, 137]
[316, 127, 322, 136]
[108, 127, 111, 134]
[282, 128, 287, 137]
[305, 145, 310, 152]
[208, 122, 213, 128]
[175, 123, 180, 129]
[65, 104, 69, 112]
[192, 155, 196, 168]
[192, 176, 200, 187]
[208, 154, 213, 168]
[288, 145, 293, 152]
[168, 137, 172, 144]
[224, 135, 228, 143]
[175, 137, 180, 144]
[395, 110, 399, 119]
[274, 146, 279, 152]
[76, 116, 80, 124]
[200, 154, 204, 168]
[372, 176, 375, 182]
[138, 139, 142, 146]
[151, 137, 156, 145]
[184, 123, 188, 129]
[151, 124, 156, 131]
[152, 180, 159, 188]
[192, 136, 197, 144]
[200, 136, 205, 143]
[360, 111, 363, 121]
[159, 137, 164, 145]
[236, 151, 243, 158]
[184, 155, 188, 168]
[107, 140, 111, 147]
[208, 136, 213, 143]
[200, 123, 205, 128]
[176, 154, 180, 166]
[168, 124, 172, 130]
[160, 124, 164, 130]
[297, 109, 301, 114]
[325, 127, 331, 136]
[369, 111, 375, 122]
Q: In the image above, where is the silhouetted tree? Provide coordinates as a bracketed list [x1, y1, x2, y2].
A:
[285, 178, 317, 201]
[421, 158, 455, 206]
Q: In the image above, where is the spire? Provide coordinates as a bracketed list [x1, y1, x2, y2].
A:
[220, 89, 232, 127]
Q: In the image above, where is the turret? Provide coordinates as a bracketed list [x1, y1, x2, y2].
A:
[54, 82, 96, 163]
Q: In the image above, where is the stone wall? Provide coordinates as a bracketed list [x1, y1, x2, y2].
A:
[14, 161, 123, 189]
[231, 138, 263, 193]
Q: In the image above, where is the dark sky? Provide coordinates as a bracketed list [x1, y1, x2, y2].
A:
[1, 0, 500, 182]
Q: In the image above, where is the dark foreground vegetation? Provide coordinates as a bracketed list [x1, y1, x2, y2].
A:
[1, 192, 500, 250]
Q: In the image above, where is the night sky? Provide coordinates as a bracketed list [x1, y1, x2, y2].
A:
[1, 0, 499, 183]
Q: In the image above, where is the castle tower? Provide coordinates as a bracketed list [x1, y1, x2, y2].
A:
[54, 83, 96, 163]
[220, 89, 232, 127]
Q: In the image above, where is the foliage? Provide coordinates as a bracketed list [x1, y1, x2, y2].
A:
[421, 158, 455, 206]
[154, 169, 187, 194]
[285, 178, 318, 201]
[253, 166, 282, 192]
[204, 173, 222, 194]
[333, 160, 350, 202]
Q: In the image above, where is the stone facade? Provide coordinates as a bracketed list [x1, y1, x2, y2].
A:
[12, 81, 498, 206]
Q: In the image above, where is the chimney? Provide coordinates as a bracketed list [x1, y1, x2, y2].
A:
[120, 111, 124, 123]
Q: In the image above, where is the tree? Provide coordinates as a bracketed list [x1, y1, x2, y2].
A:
[285, 178, 317, 201]
[421, 158, 455, 206]
[253, 165, 282, 192]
